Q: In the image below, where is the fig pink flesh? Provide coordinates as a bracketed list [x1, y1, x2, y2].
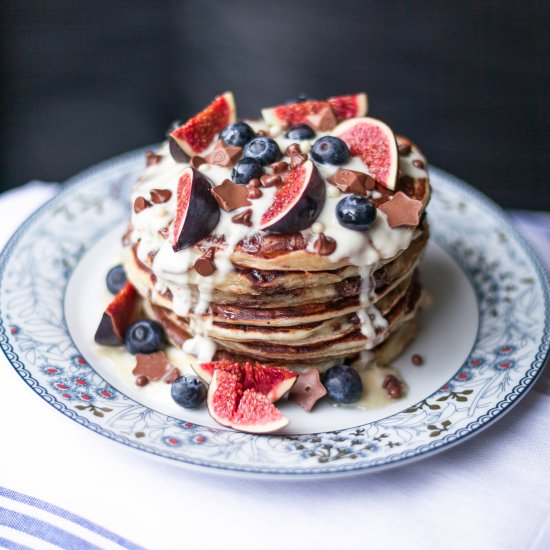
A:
[338, 121, 398, 189]
[207, 370, 242, 427]
[173, 172, 192, 245]
[231, 389, 288, 433]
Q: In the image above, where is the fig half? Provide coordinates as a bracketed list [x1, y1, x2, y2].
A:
[172, 167, 220, 251]
[170, 92, 236, 156]
[194, 360, 297, 401]
[259, 160, 326, 234]
[207, 369, 289, 433]
[334, 117, 399, 190]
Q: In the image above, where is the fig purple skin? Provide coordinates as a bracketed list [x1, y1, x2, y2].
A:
[94, 313, 122, 346]
[259, 160, 326, 234]
[172, 168, 220, 251]
[168, 136, 189, 163]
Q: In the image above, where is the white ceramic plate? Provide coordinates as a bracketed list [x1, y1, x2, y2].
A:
[1, 149, 548, 477]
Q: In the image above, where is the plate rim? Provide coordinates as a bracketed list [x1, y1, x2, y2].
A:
[0, 148, 549, 478]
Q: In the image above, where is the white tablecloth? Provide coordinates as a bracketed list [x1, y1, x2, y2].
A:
[1, 182, 549, 550]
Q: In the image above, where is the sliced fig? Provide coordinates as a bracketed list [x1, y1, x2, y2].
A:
[195, 360, 297, 402]
[207, 369, 288, 433]
[94, 282, 138, 346]
[334, 117, 399, 190]
[172, 167, 220, 251]
[259, 160, 326, 234]
[327, 93, 368, 120]
[262, 100, 330, 127]
[170, 92, 236, 156]
[242, 362, 297, 402]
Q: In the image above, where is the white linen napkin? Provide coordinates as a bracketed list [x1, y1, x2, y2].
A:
[0, 182, 549, 550]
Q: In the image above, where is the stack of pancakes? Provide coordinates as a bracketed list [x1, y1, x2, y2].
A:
[124, 135, 430, 371]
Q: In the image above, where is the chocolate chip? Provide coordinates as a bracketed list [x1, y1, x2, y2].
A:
[135, 375, 149, 387]
[398, 142, 412, 156]
[247, 186, 263, 199]
[146, 151, 163, 166]
[270, 161, 289, 174]
[164, 367, 181, 384]
[211, 179, 251, 212]
[248, 178, 261, 188]
[260, 174, 282, 188]
[190, 155, 206, 169]
[133, 196, 152, 214]
[411, 354, 424, 366]
[313, 233, 337, 256]
[231, 209, 253, 227]
[256, 129, 268, 137]
[194, 248, 216, 277]
[382, 374, 402, 399]
[150, 188, 172, 204]
[286, 143, 308, 169]
[412, 159, 425, 169]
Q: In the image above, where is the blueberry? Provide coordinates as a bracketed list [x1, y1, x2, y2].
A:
[336, 195, 377, 231]
[220, 122, 255, 147]
[285, 124, 316, 141]
[323, 365, 363, 404]
[124, 319, 165, 354]
[311, 136, 349, 165]
[232, 157, 264, 184]
[106, 264, 127, 294]
[243, 137, 282, 165]
[285, 94, 312, 104]
[171, 375, 207, 409]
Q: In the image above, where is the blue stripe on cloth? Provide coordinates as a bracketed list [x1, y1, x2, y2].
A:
[0, 536, 33, 550]
[0, 506, 100, 549]
[0, 487, 143, 549]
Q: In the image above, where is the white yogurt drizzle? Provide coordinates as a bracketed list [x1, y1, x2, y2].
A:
[129, 125, 428, 360]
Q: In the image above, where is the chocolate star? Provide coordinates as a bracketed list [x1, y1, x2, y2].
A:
[211, 179, 251, 212]
[194, 248, 216, 277]
[328, 169, 375, 195]
[378, 191, 423, 228]
[133, 351, 171, 382]
[306, 106, 337, 131]
[205, 140, 242, 167]
[289, 369, 327, 412]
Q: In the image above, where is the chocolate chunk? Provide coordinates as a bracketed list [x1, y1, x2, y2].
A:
[211, 179, 251, 212]
[411, 353, 424, 366]
[150, 188, 172, 204]
[194, 248, 216, 277]
[205, 140, 242, 167]
[328, 169, 374, 195]
[313, 233, 337, 256]
[190, 155, 206, 169]
[306, 106, 337, 131]
[164, 367, 181, 384]
[146, 151, 163, 166]
[133, 196, 152, 214]
[260, 174, 282, 188]
[247, 186, 263, 199]
[289, 370, 327, 412]
[382, 374, 402, 399]
[286, 143, 308, 169]
[133, 351, 171, 382]
[231, 209, 253, 227]
[398, 142, 412, 156]
[412, 159, 425, 169]
[270, 161, 289, 174]
[379, 191, 423, 228]
[135, 375, 149, 387]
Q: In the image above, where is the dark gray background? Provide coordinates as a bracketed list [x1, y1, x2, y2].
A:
[1, 1, 548, 209]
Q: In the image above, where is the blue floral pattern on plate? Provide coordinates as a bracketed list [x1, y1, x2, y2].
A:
[0, 149, 549, 477]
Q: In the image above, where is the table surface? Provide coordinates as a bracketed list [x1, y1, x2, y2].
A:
[0, 182, 549, 550]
